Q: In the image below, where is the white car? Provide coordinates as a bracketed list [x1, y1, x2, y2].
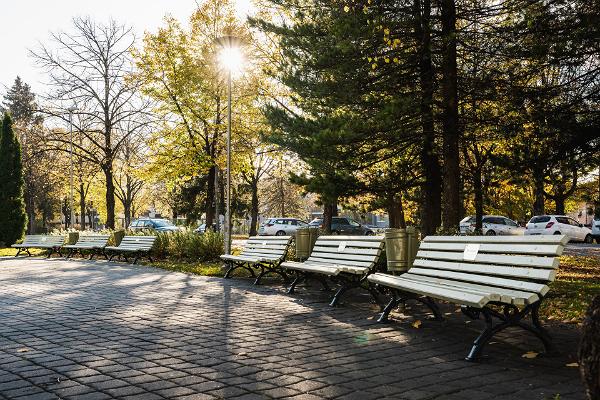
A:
[258, 218, 308, 236]
[525, 215, 593, 243]
[459, 215, 525, 236]
[592, 216, 600, 243]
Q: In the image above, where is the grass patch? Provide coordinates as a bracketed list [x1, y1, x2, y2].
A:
[540, 255, 600, 322]
[0, 248, 45, 257]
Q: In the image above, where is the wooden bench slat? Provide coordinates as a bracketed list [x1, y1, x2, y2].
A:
[368, 273, 489, 308]
[407, 268, 550, 296]
[404, 274, 540, 305]
[412, 259, 556, 281]
[417, 250, 558, 269]
[306, 251, 380, 263]
[305, 256, 374, 268]
[419, 242, 563, 256]
[424, 235, 569, 246]
[316, 240, 384, 249]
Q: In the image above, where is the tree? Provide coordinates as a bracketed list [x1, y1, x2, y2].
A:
[32, 17, 152, 229]
[0, 114, 27, 245]
[2, 77, 48, 234]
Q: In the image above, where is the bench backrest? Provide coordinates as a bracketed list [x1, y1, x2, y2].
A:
[410, 235, 568, 297]
[240, 236, 293, 260]
[74, 235, 110, 246]
[117, 236, 156, 251]
[306, 235, 384, 270]
[20, 235, 65, 247]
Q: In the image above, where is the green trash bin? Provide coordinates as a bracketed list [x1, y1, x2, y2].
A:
[112, 230, 125, 246]
[295, 227, 311, 261]
[406, 226, 420, 268]
[67, 231, 79, 245]
[384, 228, 408, 273]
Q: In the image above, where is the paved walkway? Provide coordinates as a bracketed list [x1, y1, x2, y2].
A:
[0, 258, 585, 400]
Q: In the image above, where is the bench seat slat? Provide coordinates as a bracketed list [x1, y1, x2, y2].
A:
[408, 268, 550, 296]
[368, 273, 489, 308]
[403, 274, 540, 305]
[412, 259, 556, 281]
[305, 256, 373, 268]
[281, 261, 341, 275]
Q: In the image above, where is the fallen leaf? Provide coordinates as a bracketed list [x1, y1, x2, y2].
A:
[522, 351, 539, 359]
[17, 348, 29, 353]
[411, 320, 422, 329]
[565, 362, 579, 367]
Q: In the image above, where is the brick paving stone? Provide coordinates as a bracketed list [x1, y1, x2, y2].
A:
[0, 258, 586, 400]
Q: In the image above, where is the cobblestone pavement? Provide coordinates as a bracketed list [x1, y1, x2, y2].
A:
[564, 242, 600, 258]
[0, 258, 585, 400]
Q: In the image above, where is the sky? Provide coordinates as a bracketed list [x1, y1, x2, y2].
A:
[0, 0, 254, 95]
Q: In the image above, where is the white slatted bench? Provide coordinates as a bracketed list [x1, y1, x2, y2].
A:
[221, 236, 293, 285]
[281, 235, 385, 306]
[11, 235, 66, 258]
[63, 235, 111, 260]
[105, 236, 157, 264]
[368, 235, 568, 361]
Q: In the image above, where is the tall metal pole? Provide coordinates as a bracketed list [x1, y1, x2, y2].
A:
[69, 110, 75, 230]
[225, 70, 232, 254]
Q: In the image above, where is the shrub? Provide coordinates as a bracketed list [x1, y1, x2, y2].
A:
[149, 229, 223, 261]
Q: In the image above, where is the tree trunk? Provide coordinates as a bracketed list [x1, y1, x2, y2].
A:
[249, 179, 259, 236]
[322, 202, 335, 234]
[79, 182, 86, 230]
[415, 0, 442, 237]
[533, 172, 545, 216]
[440, 0, 460, 232]
[280, 175, 286, 217]
[104, 166, 116, 229]
[388, 194, 406, 229]
[579, 295, 600, 400]
[25, 191, 35, 234]
[205, 165, 216, 228]
[124, 203, 131, 228]
[474, 167, 483, 232]
[214, 167, 221, 232]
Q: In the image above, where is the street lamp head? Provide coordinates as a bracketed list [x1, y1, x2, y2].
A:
[216, 35, 244, 77]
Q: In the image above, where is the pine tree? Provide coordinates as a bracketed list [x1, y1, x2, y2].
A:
[0, 113, 27, 246]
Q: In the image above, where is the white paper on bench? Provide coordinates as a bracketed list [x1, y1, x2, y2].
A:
[463, 244, 479, 261]
[263, 242, 267, 246]
[338, 242, 347, 252]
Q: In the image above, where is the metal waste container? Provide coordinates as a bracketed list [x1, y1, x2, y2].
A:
[295, 227, 311, 260]
[406, 226, 420, 268]
[384, 228, 408, 272]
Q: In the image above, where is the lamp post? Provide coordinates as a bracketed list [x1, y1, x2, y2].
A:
[216, 35, 243, 255]
[67, 107, 76, 230]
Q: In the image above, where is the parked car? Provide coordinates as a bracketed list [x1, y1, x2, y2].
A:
[308, 217, 374, 236]
[459, 215, 525, 236]
[592, 216, 600, 243]
[525, 215, 593, 243]
[194, 223, 217, 234]
[129, 218, 181, 232]
[259, 218, 309, 236]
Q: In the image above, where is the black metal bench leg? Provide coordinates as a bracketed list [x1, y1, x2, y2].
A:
[519, 303, 556, 354]
[419, 296, 444, 321]
[329, 285, 350, 307]
[15, 249, 22, 257]
[378, 294, 402, 323]
[223, 262, 237, 279]
[287, 272, 304, 294]
[466, 309, 508, 361]
[108, 253, 116, 261]
[103, 250, 108, 260]
[317, 275, 331, 291]
[254, 267, 268, 285]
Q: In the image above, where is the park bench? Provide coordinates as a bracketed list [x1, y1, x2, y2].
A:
[281, 235, 385, 306]
[367, 235, 568, 361]
[63, 234, 111, 260]
[104, 236, 156, 264]
[221, 236, 293, 285]
[11, 235, 66, 258]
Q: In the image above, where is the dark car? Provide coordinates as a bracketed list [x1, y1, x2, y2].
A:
[308, 217, 374, 235]
[129, 218, 180, 232]
[194, 223, 218, 234]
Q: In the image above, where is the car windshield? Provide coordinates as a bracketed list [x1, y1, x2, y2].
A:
[530, 216, 551, 223]
[460, 216, 475, 223]
[309, 218, 322, 225]
[154, 219, 174, 228]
